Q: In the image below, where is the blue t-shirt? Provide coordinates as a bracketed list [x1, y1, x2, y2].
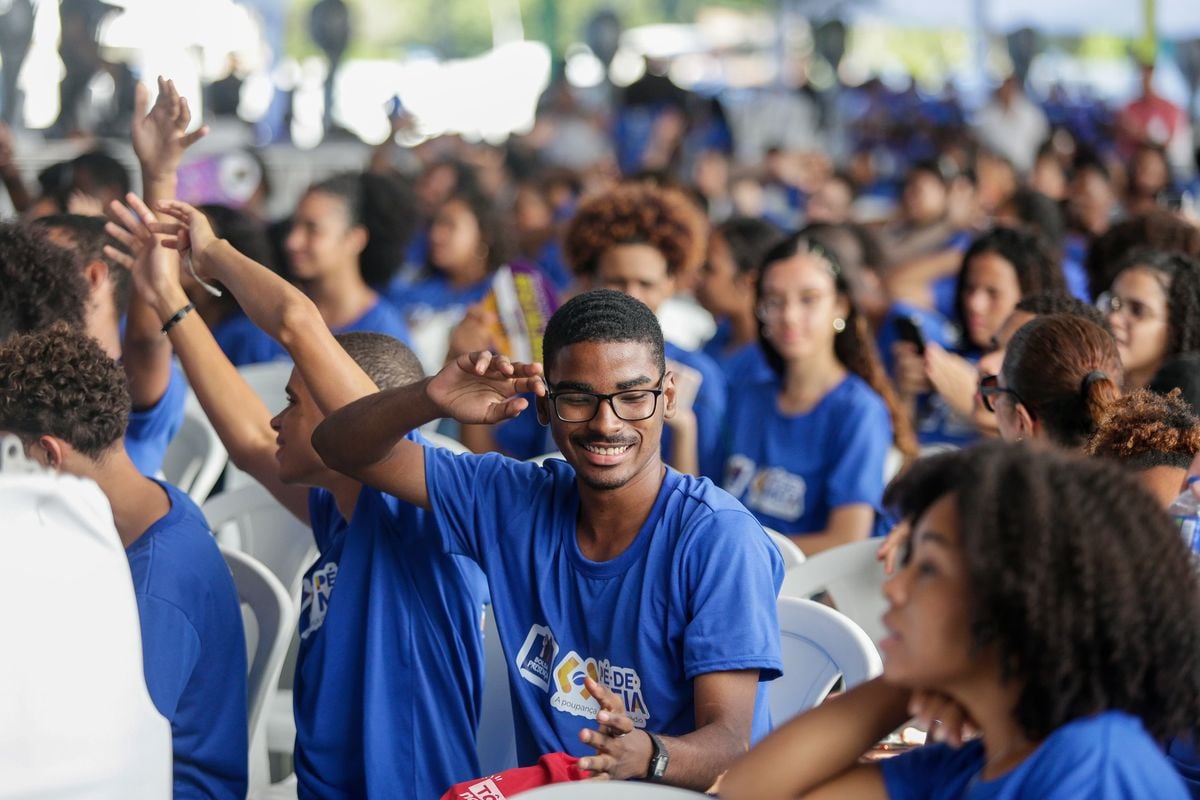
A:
[721, 373, 891, 535]
[213, 298, 414, 368]
[125, 480, 248, 800]
[1168, 735, 1200, 798]
[881, 711, 1188, 799]
[386, 273, 493, 315]
[423, 449, 784, 766]
[294, 447, 490, 800]
[125, 363, 187, 476]
[665, 341, 728, 481]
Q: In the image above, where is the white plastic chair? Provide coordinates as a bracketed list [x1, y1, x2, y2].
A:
[778, 538, 889, 645]
[477, 604, 518, 775]
[770, 597, 883, 725]
[764, 527, 807, 574]
[202, 483, 317, 598]
[160, 393, 228, 504]
[422, 430, 472, 454]
[519, 783, 706, 798]
[222, 547, 294, 795]
[223, 362, 294, 491]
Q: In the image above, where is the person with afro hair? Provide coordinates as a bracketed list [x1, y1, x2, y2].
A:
[0, 323, 248, 798]
[559, 181, 726, 477]
[722, 441, 1200, 799]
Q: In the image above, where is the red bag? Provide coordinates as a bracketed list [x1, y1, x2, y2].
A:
[440, 753, 590, 799]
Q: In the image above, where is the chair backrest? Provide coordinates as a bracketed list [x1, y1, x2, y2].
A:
[202, 483, 317, 599]
[477, 604, 519, 775]
[220, 547, 294, 793]
[778, 538, 889, 644]
[519, 783, 706, 798]
[160, 394, 228, 505]
[770, 597, 883, 725]
[236, 361, 294, 411]
[422, 430, 472, 455]
[764, 527, 806, 574]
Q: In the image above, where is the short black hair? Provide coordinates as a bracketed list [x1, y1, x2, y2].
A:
[715, 216, 783, 276]
[1014, 290, 1109, 332]
[0, 222, 90, 340]
[542, 289, 665, 377]
[333, 331, 425, 390]
[71, 149, 131, 197]
[886, 442, 1200, 742]
[32, 214, 132, 316]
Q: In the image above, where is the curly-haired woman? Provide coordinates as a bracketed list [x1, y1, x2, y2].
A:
[720, 234, 917, 554]
[721, 442, 1200, 799]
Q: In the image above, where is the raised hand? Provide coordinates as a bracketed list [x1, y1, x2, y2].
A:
[151, 199, 220, 276]
[426, 351, 544, 425]
[577, 675, 653, 780]
[131, 76, 208, 181]
[103, 193, 186, 314]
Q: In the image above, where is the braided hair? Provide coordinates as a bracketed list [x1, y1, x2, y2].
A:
[886, 441, 1200, 742]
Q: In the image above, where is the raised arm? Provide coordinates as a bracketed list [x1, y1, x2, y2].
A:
[719, 677, 910, 800]
[313, 351, 544, 508]
[123, 77, 207, 409]
[105, 195, 309, 521]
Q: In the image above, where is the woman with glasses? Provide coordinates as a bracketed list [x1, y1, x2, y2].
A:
[1100, 249, 1200, 390]
[720, 235, 917, 555]
[721, 443, 1200, 800]
[981, 313, 1122, 449]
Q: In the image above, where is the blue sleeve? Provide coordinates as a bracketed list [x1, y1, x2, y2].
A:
[136, 594, 202, 721]
[680, 510, 784, 681]
[693, 361, 729, 481]
[494, 398, 550, 460]
[879, 741, 981, 800]
[826, 393, 890, 510]
[125, 363, 187, 476]
[1167, 736, 1200, 799]
[423, 447, 540, 561]
[307, 488, 336, 553]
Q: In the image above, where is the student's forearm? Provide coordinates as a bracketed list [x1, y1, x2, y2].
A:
[720, 678, 910, 800]
[1, 165, 31, 212]
[313, 379, 441, 473]
[651, 719, 753, 792]
[122, 281, 174, 408]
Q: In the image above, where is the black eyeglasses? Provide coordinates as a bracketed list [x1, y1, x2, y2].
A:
[544, 376, 667, 423]
[978, 373, 1026, 414]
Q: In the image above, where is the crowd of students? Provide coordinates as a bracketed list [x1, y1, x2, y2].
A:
[1, 66, 1200, 799]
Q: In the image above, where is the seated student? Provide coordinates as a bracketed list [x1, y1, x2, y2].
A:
[106, 195, 489, 799]
[1087, 388, 1200, 507]
[1101, 250, 1200, 390]
[695, 216, 784, 380]
[387, 186, 512, 373]
[312, 289, 784, 792]
[892, 227, 1066, 447]
[721, 235, 917, 554]
[0, 324, 247, 799]
[497, 183, 726, 477]
[32, 214, 187, 477]
[721, 443, 1200, 800]
[221, 172, 417, 366]
[983, 314, 1123, 451]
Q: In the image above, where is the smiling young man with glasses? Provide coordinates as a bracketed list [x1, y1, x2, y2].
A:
[314, 289, 784, 792]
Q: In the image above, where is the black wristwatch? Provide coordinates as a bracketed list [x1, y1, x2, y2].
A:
[645, 731, 669, 782]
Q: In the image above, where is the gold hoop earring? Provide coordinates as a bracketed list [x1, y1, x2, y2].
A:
[833, 318, 846, 333]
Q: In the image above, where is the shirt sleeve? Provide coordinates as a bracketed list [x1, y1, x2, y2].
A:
[423, 446, 542, 562]
[136, 594, 202, 721]
[879, 741, 981, 800]
[826, 391, 891, 511]
[680, 509, 784, 681]
[125, 363, 187, 476]
[692, 359, 729, 482]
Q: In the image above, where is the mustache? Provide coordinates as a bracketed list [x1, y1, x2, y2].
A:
[573, 437, 637, 447]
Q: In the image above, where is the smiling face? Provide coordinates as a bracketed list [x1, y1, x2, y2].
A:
[269, 369, 327, 485]
[285, 191, 365, 281]
[1108, 267, 1170, 383]
[541, 340, 673, 493]
[961, 251, 1023, 350]
[880, 494, 980, 689]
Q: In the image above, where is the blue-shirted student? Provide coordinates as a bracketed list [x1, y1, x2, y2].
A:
[313, 289, 784, 793]
[722, 234, 917, 554]
[0, 324, 248, 799]
[722, 443, 1200, 800]
[106, 195, 490, 800]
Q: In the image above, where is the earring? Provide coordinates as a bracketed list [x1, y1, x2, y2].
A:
[832, 318, 846, 333]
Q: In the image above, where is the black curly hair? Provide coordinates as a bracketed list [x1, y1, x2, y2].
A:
[32, 214, 132, 317]
[886, 441, 1200, 742]
[1084, 211, 1200, 296]
[542, 289, 664, 378]
[305, 171, 420, 288]
[0, 322, 131, 458]
[1087, 388, 1200, 471]
[757, 235, 918, 459]
[0, 222, 90, 340]
[1014, 290, 1110, 333]
[1110, 249, 1200, 359]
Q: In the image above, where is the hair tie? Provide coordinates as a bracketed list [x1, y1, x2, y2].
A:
[1080, 370, 1108, 397]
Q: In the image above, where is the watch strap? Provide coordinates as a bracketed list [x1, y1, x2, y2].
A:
[645, 731, 669, 782]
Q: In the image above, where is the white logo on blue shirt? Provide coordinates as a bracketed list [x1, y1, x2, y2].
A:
[731, 460, 807, 523]
[300, 562, 338, 640]
[515, 624, 559, 691]
[550, 649, 651, 728]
